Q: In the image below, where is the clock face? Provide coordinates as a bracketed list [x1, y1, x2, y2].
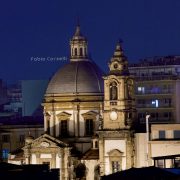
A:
[110, 111, 118, 121]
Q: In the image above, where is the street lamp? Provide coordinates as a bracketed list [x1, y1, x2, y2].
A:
[146, 113, 150, 166]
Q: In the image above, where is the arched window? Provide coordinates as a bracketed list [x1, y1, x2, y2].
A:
[74, 48, 77, 56]
[95, 141, 98, 148]
[110, 82, 118, 100]
[80, 48, 83, 56]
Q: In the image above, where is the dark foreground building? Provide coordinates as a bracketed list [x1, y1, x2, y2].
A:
[0, 162, 59, 180]
[101, 166, 180, 180]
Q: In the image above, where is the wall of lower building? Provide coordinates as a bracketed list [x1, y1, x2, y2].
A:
[83, 160, 99, 180]
[0, 125, 43, 162]
[135, 124, 180, 168]
[134, 133, 147, 168]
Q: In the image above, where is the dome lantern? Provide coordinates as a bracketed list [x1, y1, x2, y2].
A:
[70, 25, 89, 61]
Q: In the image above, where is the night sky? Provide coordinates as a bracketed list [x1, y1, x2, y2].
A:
[1, 0, 180, 84]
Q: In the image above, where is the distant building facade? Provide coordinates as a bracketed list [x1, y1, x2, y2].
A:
[2, 80, 48, 117]
[4, 81, 22, 116]
[129, 56, 180, 123]
[21, 80, 49, 117]
[0, 79, 8, 110]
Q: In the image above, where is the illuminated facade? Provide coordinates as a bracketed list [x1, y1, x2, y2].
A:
[8, 26, 180, 180]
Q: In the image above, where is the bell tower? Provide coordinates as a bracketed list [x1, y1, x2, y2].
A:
[103, 41, 136, 129]
[99, 41, 136, 176]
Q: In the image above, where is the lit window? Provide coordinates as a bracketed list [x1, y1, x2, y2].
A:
[138, 87, 145, 94]
[2, 149, 9, 159]
[152, 100, 159, 107]
[151, 87, 160, 94]
[112, 161, 120, 173]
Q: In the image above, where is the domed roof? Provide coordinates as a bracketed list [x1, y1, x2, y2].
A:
[46, 60, 104, 94]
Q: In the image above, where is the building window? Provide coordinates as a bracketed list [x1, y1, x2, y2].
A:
[152, 100, 159, 108]
[112, 161, 120, 173]
[110, 82, 118, 100]
[164, 112, 171, 119]
[85, 119, 93, 136]
[61, 120, 68, 137]
[137, 86, 145, 94]
[2, 149, 9, 160]
[157, 159, 164, 168]
[47, 119, 50, 134]
[74, 48, 77, 56]
[75, 163, 86, 179]
[174, 130, 180, 139]
[2, 135, 10, 143]
[159, 130, 165, 139]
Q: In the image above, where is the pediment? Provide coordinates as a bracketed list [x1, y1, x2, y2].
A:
[56, 111, 72, 119]
[23, 133, 69, 149]
[108, 149, 123, 156]
[81, 111, 98, 118]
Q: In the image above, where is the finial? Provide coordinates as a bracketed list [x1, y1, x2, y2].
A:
[74, 16, 81, 36]
[116, 38, 123, 50]
[77, 16, 80, 27]
[113, 38, 124, 57]
[118, 38, 123, 44]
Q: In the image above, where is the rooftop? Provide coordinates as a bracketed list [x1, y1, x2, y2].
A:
[130, 55, 180, 67]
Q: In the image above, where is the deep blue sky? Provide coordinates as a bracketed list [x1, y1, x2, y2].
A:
[1, 0, 180, 84]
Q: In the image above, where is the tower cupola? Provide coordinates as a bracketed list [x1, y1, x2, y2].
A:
[108, 41, 129, 75]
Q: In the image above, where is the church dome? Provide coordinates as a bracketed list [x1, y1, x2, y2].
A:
[46, 60, 104, 94]
[46, 25, 104, 95]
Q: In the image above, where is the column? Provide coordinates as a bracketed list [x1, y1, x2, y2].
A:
[50, 111, 56, 137]
[36, 153, 40, 164]
[51, 153, 56, 168]
[99, 138, 105, 176]
[74, 109, 79, 137]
